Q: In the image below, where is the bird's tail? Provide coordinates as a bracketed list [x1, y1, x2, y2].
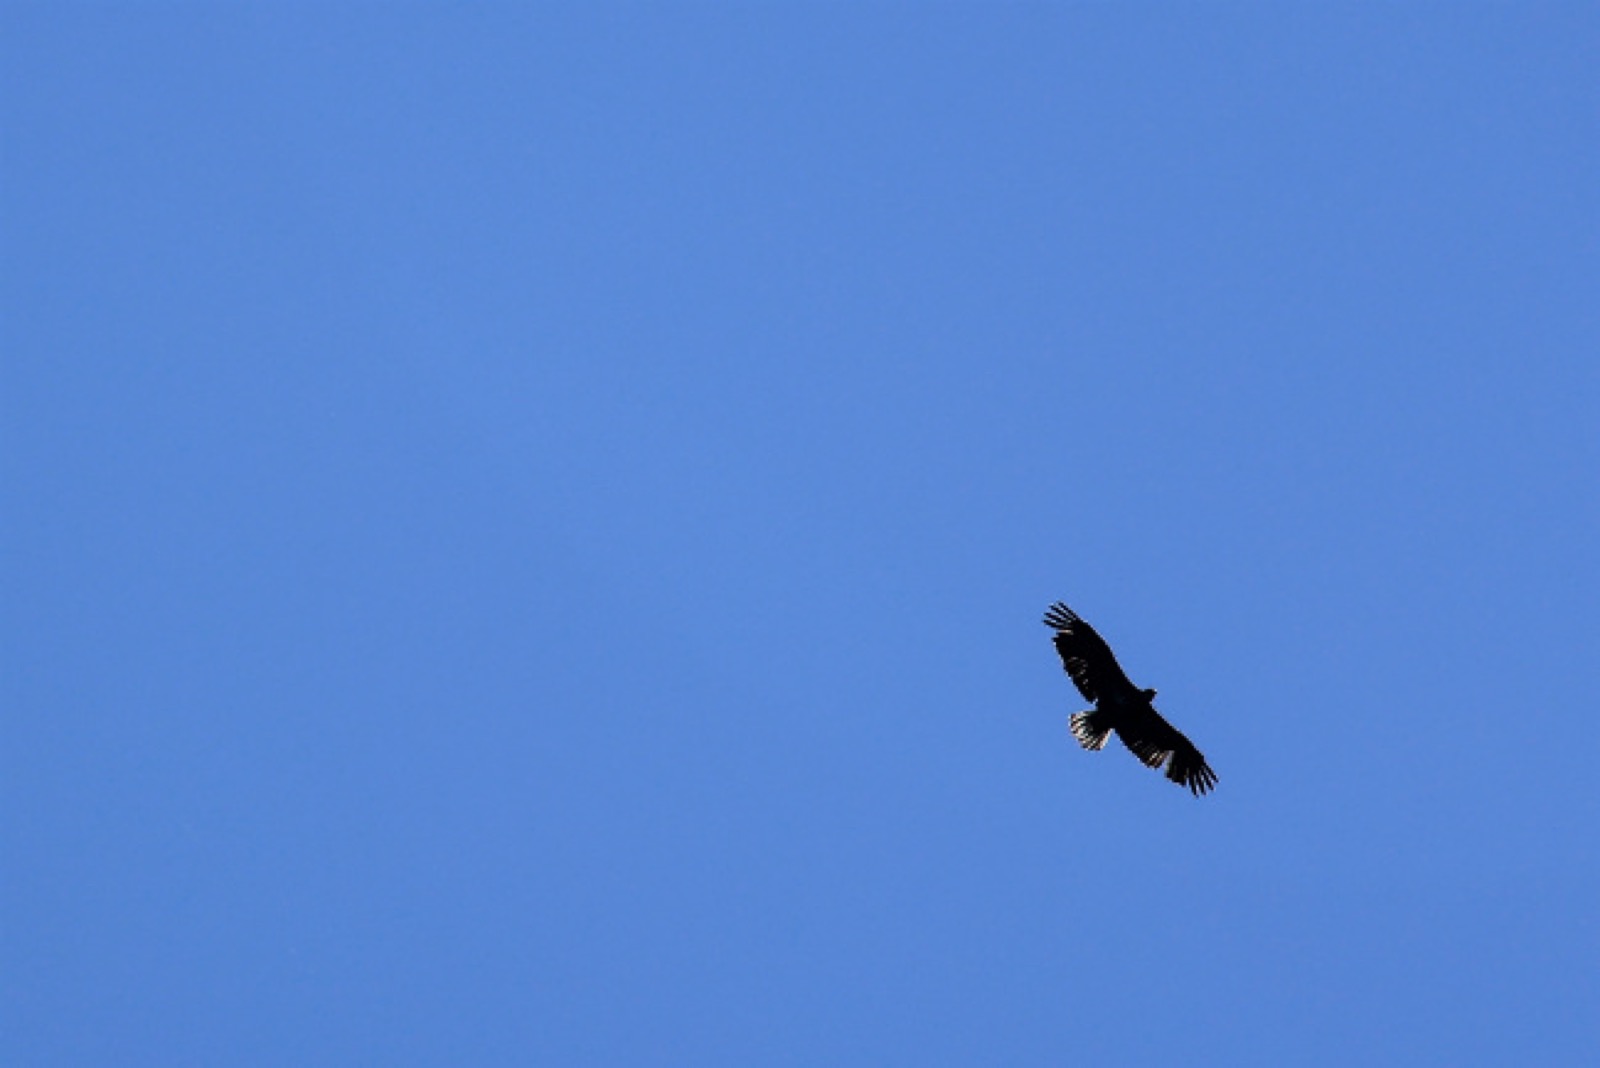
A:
[1068, 710, 1113, 751]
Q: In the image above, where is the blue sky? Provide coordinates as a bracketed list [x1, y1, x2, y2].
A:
[4, 4, 1596, 1064]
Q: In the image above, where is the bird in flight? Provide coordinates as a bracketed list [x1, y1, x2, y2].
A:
[1043, 602, 1217, 796]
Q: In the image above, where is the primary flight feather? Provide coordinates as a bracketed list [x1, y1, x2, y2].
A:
[1043, 602, 1217, 796]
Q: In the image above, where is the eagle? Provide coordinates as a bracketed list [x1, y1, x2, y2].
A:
[1043, 602, 1217, 796]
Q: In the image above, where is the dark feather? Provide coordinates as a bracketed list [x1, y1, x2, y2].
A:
[1042, 602, 1138, 703]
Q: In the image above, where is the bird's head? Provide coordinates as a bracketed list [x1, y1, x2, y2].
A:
[1142, 688, 1158, 701]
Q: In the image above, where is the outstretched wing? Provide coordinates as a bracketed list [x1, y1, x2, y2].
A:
[1117, 708, 1218, 796]
[1042, 602, 1138, 703]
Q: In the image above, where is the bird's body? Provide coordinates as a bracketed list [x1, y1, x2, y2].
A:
[1043, 602, 1217, 795]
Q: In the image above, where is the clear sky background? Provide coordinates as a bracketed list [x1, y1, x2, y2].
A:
[4, 5, 1597, 1065]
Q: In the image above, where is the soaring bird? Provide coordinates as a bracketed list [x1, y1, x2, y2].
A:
[1043, 602, 1217, 795]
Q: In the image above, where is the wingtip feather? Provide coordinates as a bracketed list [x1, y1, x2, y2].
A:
[1042, 602, 1079, 630]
